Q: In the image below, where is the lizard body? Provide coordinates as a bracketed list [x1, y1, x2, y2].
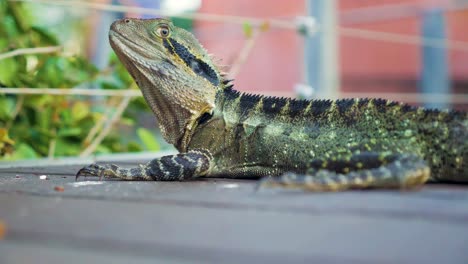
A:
[76, 18, 467, 191]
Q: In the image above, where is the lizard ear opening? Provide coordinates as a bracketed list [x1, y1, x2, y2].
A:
[189, 59, 220, 86]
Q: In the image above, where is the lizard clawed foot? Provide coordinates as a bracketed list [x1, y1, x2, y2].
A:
[75, 163, 116, 181]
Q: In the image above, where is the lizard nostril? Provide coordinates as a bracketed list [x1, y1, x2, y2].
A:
[124, 19, 130, 24]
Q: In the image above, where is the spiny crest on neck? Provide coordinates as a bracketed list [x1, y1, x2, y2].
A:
[220, 74, 234, 90]
[221, 87, 464, 122]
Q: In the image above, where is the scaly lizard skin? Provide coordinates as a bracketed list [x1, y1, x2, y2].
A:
[76, 18, 467, 191]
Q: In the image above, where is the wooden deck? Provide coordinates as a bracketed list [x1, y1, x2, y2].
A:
[1, 152, 468, 264]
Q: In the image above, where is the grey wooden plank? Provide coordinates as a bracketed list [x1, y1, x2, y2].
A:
[1, 156, 468, 264]
[1, 190, 468, 264]
[1, 174, 468, 224]
[0, 241, 197, 264]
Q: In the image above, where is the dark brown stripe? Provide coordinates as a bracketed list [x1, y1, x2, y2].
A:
[288, 99, 309, 118]
[357, 99, 369, 109]
[308, 100, 332, 116]
[336, 99, 355, 115]
[262, 96, 287, 116]
[239, 94, 261, 116]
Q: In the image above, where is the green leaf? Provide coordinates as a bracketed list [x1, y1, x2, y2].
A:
[37, 57, 64, 87]
[110, 52, 133, 86]
[0, 39, 8, 50]
[0, 128, 15, 145]
[127, 141, 142, 152]
[118, 117, 134, 126]
[71, 101, 90, 122]
[137, 127, 160, 151]
[54, 138, 81, 156]
[1, 15, 19, 38]
[0, 58, 18, 86]
[95, 144, 112, 154]
[9, 1, 32, 32]
[57, 127, 82, 137]
[31, 26, 59, 45]
[62, 56, 98, 85]
[0, 1, 6, 16]
[8, 143, 38, 160]
[0, 96, 15, 121]
[129, 97, 150, 111]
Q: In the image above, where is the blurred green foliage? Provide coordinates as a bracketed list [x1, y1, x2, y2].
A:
[0, 2, 160, 160]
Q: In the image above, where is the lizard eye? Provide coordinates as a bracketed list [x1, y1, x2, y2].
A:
[156, 25, 170, 38]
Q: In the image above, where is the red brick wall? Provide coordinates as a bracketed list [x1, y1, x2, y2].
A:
[196, 0, 467, 99]
[195, 0, 305, 95]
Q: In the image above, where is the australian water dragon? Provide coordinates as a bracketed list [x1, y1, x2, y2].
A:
[76, 18, 467, 191]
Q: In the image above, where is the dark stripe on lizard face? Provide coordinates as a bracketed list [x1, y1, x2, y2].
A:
[163, 39, 174, 54]
[163, 38, 220, 86]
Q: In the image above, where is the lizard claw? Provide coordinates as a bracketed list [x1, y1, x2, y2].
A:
[75, 163, 106, 181]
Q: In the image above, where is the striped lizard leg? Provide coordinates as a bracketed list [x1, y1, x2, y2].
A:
[258, 153, 430, 191]
[75, 149, 212, 181]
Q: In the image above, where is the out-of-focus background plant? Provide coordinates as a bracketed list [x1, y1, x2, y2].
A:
[0, 1, 158, 160]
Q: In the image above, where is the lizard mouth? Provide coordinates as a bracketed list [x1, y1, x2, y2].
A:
[109, 30, 152, 60]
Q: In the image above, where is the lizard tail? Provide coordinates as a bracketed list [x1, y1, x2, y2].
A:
[257, 154, 430, 192]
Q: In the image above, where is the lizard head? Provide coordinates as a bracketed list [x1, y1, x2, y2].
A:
[109, 18, 223, 150]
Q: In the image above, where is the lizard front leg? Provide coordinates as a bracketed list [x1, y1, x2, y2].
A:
[75, 149, 212, 181]
[258, 153, 430, 191]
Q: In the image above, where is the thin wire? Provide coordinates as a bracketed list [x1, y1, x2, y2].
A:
[338, 27, 467, 51]
[0, 46, 62, 61]
[0, 87, 141, 97]
[1, 87, 467, 104]
[341, 1, 468, 24]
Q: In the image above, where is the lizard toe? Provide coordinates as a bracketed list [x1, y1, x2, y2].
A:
[75, 163, 105, 181]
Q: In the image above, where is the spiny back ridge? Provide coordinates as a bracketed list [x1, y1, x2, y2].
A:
[222, 88, 465, 122]
[223, 88, 332, 119]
